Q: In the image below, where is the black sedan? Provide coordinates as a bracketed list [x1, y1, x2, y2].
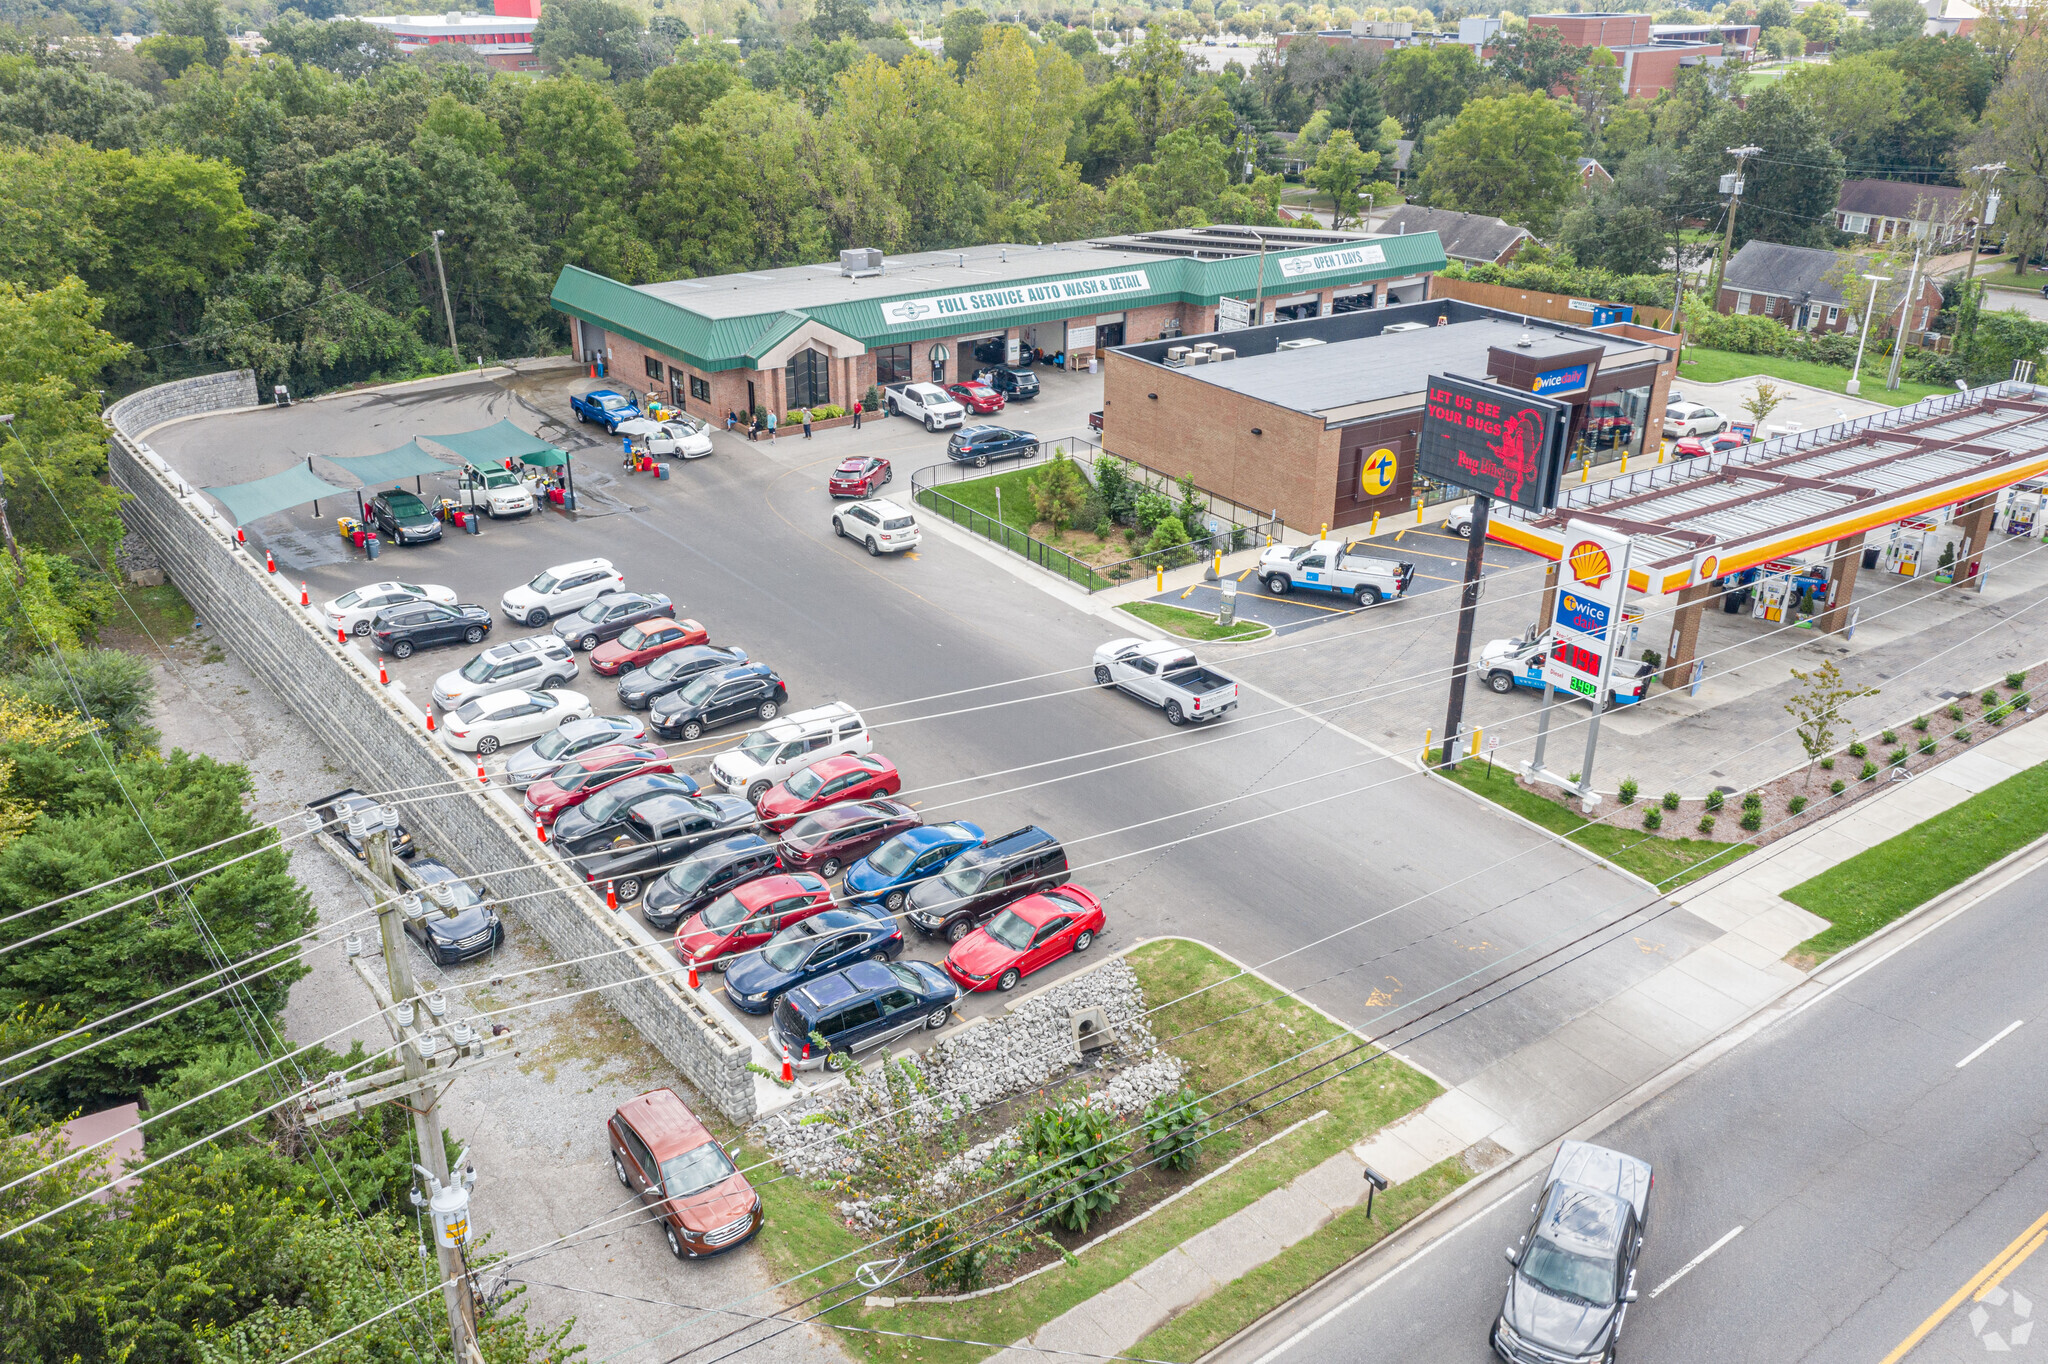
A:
[617, 645, 749, 711]
[550, 773, 703, 854]
[564, 791, 760, 902]
[946, 426, 1039, 469]
[370, 488, 442, 546]
[552, 590, 674, 652]
[649, 664, 787, 741]
[397, 858, 503, 965]
[370, 602, 492, 658]
[309, 788, 416, 860]
[641, 832, 784, 930]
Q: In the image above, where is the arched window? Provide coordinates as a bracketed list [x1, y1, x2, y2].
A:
[785, 348, 830, 410]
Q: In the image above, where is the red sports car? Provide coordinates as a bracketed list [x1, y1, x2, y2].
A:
[778, 799, 919, 879]
[589, 617, 709, 677]
[754, 753, 901, 832]
[1673, 431, 1745, 459]
[828, 457, 891, 498]
[946, 382, 1005, 415]
[672, 872, 833, 969]
[524, 742, 674, 822]
[944, 885, 1105, 992]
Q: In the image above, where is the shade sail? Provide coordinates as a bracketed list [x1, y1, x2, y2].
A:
[425, 420, 567, 470]
[325, 440, 459, 486]
[203, 465, 353, 526]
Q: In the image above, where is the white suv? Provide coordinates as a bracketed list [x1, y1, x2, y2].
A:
[707, 702, 871, 802]
[432, 636, 578, 710]
[833, 499, 920, 555]
[500, 558, 626, 627]
[457, 464, 536, 518]
[1663, 402, 1728, 441]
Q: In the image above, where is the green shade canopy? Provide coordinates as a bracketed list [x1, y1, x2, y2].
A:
[425, 420, 567, 470]
[326, 439, 460, 486]
[203, 465, 353, 527]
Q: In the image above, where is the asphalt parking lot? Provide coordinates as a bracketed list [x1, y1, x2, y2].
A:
[150, 364, 1718, 1090]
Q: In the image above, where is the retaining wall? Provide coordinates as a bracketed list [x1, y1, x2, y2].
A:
[108, 374, 761, 1120]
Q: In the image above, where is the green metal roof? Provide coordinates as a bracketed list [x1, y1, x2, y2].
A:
[549, 232, 1447, 374]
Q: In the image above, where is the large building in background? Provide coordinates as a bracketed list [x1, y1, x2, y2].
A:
[359, 3, 541, 72]
[1526, 12, 1727, 98]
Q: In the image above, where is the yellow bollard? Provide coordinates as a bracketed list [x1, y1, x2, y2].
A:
[1213, 548, 1223, 577]
[1620, 453, 1629, 474]
[1265, 532, 1273, 547]
[1657, 444, 1666, 464]
[1422, 726, 1433, 763]
[1320, 522, 1329, 539]
[1155, 563, 1164, 592]
[1581, 462, 1590, 484]
[1370, 509, 1380, 536]
[1469, 726, 1483, 758]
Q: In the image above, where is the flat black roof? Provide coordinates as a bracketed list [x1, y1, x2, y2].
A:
[1117, 299, 1667, 422]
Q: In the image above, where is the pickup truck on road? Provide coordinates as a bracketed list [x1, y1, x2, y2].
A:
[1257, 538, 1414, 605]
[1091, 638, 1239, 725]
[570, 389, 642, 433]
[884, 382, 967, 431]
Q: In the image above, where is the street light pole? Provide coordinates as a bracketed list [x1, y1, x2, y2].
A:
[1885, 243, 1924, 391]
[1847, 273, 1892, 396]
[1961, 161, 2006, 357]
[429, 229, 460, 358]
[1250, 229, 1269, 329]
[1706, 144, 1763, 303]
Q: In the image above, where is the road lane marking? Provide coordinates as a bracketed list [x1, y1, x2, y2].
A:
[1881, 1206, 2048, 1363]
[1980, 1227, 2048, 1300]
[1648, 1225, 1743, 1299]
[1957, 1019, 2024, 1068]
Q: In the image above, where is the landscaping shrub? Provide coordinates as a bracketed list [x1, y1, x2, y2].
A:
[1984, 689, 2001, 709]
[1912, 715, 1930, 732]
[1142, 1087, 1214, 1173]
[1990, 707, 2008, 726]
[1949, 703, 1966, 722]
[1788, 796, 1807, 815]
[1018, 1098, 1133, 1234]
[1880, 729, 1897, 745]
[1831, 779, 1846, 795]
[2008, 670, 2029, 690]
[1849, 741, 1868, 758]
[1133, 489, 1176, 533]
[1955, 727, 1973, 742]
[2017, 692, 2034, 711]
[1642, 807, 1662, 830]
[1705, 790, 1725, 812]
[1143, 515, 1196, 568]
[1698, 814, 1716, 834]
[1094, 453, 1138, 525]
[1919, 736, 1937, 754]
[1742, 791, 1763, 811]
[1618, 777, 1639, 805]
[1820, 757, 1835, 771]
[1890, 747, 1908, 765]
[1661, 791, 1680, 810]
[1740, 808, 1763, 831]
[1860, 760, 1880, 780]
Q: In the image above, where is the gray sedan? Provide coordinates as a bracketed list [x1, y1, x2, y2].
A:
[500, 713, 648, 790]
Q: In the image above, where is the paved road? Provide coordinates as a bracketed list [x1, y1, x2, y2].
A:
[1219, 863, 2048, 1364]
[145, 368, 1712, 1087]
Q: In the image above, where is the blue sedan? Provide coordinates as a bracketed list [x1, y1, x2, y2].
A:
[722, 906, 904, 1014]
[842, 821, 984, 912]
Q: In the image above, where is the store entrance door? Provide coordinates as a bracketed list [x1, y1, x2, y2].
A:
[1097, 322, 1125, 348]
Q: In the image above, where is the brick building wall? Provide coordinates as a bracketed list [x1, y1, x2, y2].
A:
[1714, 278, 1945, 339]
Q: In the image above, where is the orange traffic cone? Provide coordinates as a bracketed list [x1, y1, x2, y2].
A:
[377, 660, 389, 685]
[476, 762, 487, 785]
[236, 526, 245, 544]
[265, 550, 276, 573]
[338, 627, 348, 645]
[424, 710, 436, 732]
[300, 582, 310, 606]
[780, 1042, 793, 1084]
[535, 820, 547, 844]
[606, 880, 618, 911]
[687, 964, 700, 990]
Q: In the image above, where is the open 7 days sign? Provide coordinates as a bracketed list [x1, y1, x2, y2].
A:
[878, 270, 1150, 329]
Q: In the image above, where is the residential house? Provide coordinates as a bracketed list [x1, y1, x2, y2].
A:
[1577, 157, 1613, 189]
[1717, 240, 1945, 343]
[1379, 205, 1531, 265]
[1835, 179, 1970, 247]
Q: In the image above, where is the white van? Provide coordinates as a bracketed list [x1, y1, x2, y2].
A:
[707, 702, 871, 802]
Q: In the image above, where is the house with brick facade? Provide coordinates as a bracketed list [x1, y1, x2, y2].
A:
[1527, 12, 1726, 98]
[1834, 179, 1970, 247]
[1716, 240, 1945, 343]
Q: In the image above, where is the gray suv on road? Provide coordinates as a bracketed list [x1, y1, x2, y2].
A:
[1494, 1140, 1651, 1364]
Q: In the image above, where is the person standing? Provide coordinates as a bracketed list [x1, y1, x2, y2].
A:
[852, 398, 863, 430]
[766, 409, 778, 443]
[801, 407, 814, 439]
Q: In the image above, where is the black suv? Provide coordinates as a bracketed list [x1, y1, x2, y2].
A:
[618, 645, 749, 711]
[370, 488, 442, 546]
[904, 825, 1067, 943]
[649, 664, 787, 741]
[370, 602, 492, 657]
[982, 367, 1040, 401]
[396, 858, 504, 965]
[553, 590, 675, 652]
[641, 833, 784, 930]
[551, 773, 702, 854]
[566, 791, 759, 903]
[1494, 1140, 1652, 1364]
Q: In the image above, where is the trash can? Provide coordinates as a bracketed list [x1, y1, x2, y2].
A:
[548, 487, 565, 506]
[350, 527, 368, 549]
[465, 510, 481, 535]
[654, 463, 670, 481]
[364, 534, 381, 561]
[1862, 547, 1880, 571]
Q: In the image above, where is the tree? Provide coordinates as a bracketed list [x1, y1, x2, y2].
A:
[1795, 1, 1845, 45]
[1963, 309, 2048, 384]
[88, 149, 258, 346]
[1741, 380, 1787, 429]
[1755, 0, 1796, 28]
[534, 0, 650, 80]
[1415, 92, 1580, 229]
[157, 0, 231, 67]
[1490, 23, 1587, 95]
[806, 0, 874, 43]
[1867, 0, 1928, 45]
[1682, 86, 1842, 251]
[1326, 72, 1384, 140]
[1762, 27, 1805, 59]
[1307, 128, 1376, 229]
[1784, 659, 1880, 781]
[1965, 57, 2048, 277]
[1378, 42, 1479, 130]
[260, 15, 398, 78]
[1780, 55, 1910, 149]
[1026, 450, 1089, 534]
[942, 6, 989, 73]
[512, 77, 637, 243]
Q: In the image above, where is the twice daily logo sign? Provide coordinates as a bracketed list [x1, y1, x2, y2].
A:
[1275, 244, 1388, 278]
[878, 270, 1150, 329]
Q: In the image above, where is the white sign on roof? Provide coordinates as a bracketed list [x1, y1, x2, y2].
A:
[878, 270, 1149, 329]
[1275, 244, 1388, 279]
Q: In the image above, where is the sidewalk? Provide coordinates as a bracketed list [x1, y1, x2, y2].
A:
[976, 720, 2048, 1364]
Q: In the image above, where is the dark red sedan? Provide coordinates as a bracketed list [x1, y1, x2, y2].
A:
[946, 382, 1005, 415]
[943, 885, 1105, 992]
[524, 742, 674, 822]
[755, 753, 902, 832]
[1673, 431, 1745, 459]
[672, 872, 833, 970]
[778, 800, 919, 879]
[590, 617, 709, 677]
[828, 457, 891, 498]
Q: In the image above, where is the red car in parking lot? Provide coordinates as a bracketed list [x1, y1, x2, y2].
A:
[943, 885, 1105, 992]
[946, 382, 1005, 415]
[524, 742, 674, 822]
[672, 872, 834, 969]
[589, 617, 709, 676]
[778, 799, 920, 879]
[1673, 431, 1746, 459]
[755, 753, 902, 832]
[606, 1088, 761, 1258]
[828, 457, 891, 498]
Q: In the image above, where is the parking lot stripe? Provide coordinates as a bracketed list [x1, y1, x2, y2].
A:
[1648, 1225, 1743, 1299]
[1955, 1019, 2023, 1068]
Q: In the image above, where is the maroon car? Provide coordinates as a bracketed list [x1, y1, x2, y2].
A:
[777, 799, 920, 879]
[828, 457, 891, 498]
[1088, 410, 1104, 431]
[947, 381, 1005, 415]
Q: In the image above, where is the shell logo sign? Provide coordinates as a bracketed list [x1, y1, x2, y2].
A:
[1567, 538, 1615, 588]
[1694, 553, 1720, 584]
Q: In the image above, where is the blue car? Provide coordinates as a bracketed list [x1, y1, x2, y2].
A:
[722, 906, 904, 1014]
[770, 959, 959, 1070]
[842, 821, 985, 912]
[571, 388, 642, 433]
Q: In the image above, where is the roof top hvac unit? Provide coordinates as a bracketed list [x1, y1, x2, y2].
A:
[1275, 338, 1328, 351]
[840, 248, 885, 278]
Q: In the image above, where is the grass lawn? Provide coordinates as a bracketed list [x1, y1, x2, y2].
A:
[1970, 263, 2036, 294]
[1118, 601, 1270, 642]
[1784, 760, 2048, 960]
[1440, 761, 1751, 889]
[111, 581, 197, 642]
[915, 458, 1118, 591]
[745, 939, 1443, 1364]
[1677, 346, 1949, 408]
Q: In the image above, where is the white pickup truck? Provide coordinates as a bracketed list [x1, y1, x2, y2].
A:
[1257, 538, 1414, 605]
[1092, 638, 1239, 726]
[885, 382, 967, 431]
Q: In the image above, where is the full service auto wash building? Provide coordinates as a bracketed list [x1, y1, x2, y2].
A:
[547, 226, 1448, 422]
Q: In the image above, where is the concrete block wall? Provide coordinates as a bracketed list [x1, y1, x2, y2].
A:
[108, 384, 761, 1121]
[107, 370, 260, 440]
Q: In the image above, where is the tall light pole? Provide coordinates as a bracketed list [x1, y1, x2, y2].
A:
[1706, 144, 1764, 303]
[1885, 242, 1925, 391]
[429, 228, 460, 358]
[1846, 273, 1892, 396]
[1249, 228, 1270, 329]
[1961, 161, 2007, 358]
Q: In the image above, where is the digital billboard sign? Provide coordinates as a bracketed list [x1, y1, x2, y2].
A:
[1415, 374, 1570, 513]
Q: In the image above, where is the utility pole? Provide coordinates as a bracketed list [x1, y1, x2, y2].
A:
[1960, 162, 2006, 358]
[1846, 273, 1891, 396]
[1706, 145, 1763, 304]
[303, 807, 512, 1363]
[1438, 493, 1492, 770]
[0, 415, 24, 585]
[1250, 229, 1270, 329]
[430, 229, 460, 358]
[1885, 242, 1924, 392]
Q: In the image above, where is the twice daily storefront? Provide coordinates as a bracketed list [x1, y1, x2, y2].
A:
[548, 226, 1450, 423]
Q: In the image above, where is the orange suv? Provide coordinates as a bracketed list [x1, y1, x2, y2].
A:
[606, 1088, 762, 1258]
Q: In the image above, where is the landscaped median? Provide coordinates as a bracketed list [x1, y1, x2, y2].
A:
[1118, 601, 1272, 643]
[737, 940, 1457, 1364]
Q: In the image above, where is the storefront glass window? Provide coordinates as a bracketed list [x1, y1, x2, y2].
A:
[785, 348, 830, 409]
[874, 344, 912, 386]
